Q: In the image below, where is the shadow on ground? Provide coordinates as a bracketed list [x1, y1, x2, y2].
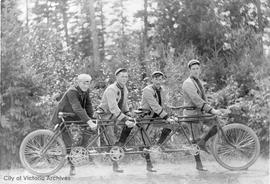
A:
[0, 158, 269, 184]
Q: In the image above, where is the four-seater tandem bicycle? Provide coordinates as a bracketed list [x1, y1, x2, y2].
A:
[19, 106, 260, 176]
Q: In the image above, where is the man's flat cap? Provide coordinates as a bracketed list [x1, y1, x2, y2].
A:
[151, 71, 165, 78]
[188, 59, 200, 68]
[115, 68, 127, 76]
[77, 74, 92, 81]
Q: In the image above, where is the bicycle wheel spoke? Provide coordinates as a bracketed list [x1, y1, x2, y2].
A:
[237, 148, 253, 157]
[238, 136, 254, 146]
[235, 130, 247, 142]
[240, 146, 255, 155]
[240, 141, 255, 149]
[47, 147, 62, 156]
[234, 129, 244, 143]
[20, 130, 66, 176]
[217, 146, 235, 156]
[213, 124, 260, 170]
[226, 129, 236, 144]
[27, 155, 42, 165]
[218, 144, 253, 159]
[32, 137, 42, 149]
[25, 142, 40, 152]
[239, 144, 255, 151]
[24, 150, 39, 156]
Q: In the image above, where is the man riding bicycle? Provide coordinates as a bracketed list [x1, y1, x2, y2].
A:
[50, 74, 97, 176]
[182, 59, 222, 171]
[140, 71, 173, 172]
[97, 68, 136, 173]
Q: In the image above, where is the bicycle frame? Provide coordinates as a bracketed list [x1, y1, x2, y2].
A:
[40, 119, 89, 155]
[120, 115, 216, 155]
[41, 117, 123, 157]
[20, 108, 259, 176]
[130, 114, 236, 153]
[41, 112, 235, 158]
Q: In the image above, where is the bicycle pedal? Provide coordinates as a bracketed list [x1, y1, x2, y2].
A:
[88, 160, 95, 165]
[149, 146, 162, 153]
[142, 148, 151, 152]
[88, 150, 98, 153]
[123, 147, 134, 151]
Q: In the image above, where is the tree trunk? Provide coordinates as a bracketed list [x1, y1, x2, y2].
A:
[46, 0, 49, 28]
[25, 0, 29, 30]
[98, 0, 105, 62]
[138, 0, 148, 80]
[254, 0, 264, 55]
[61, 0, 70, 46]
[0, 145, 11, 169]
[120, 0, 125, 36]
[89, 0, 100, 69]
[254, 0, 263, 33]
[143, 0, 148, 58]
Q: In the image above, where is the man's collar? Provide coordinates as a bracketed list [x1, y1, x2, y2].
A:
[75, 86, 88, 94]
[116, 82, 124, 89]
[152, 84, 161, 91]
[190, 75, 199, 80]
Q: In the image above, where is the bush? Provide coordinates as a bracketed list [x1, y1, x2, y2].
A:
[212, 67, 270, 157]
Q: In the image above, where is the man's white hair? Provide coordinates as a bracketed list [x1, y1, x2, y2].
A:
[77, 74, 92, 81]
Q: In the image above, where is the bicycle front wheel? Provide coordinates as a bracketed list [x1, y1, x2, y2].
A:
[212, 123, 260, 170]
[19, 129, 67, 176]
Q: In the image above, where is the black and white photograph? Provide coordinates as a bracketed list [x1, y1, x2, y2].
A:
[1, 0, 270, 184]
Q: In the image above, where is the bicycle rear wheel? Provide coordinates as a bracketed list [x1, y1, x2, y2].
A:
[19, 129, 67, 176]
[212, 123, 260, 170]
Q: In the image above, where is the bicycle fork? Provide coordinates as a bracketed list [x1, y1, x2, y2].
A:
[40, 126, 63, 156]
[218, 125, 237, 149]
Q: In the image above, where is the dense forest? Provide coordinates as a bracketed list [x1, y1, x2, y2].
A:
[1, 0, 270, 169]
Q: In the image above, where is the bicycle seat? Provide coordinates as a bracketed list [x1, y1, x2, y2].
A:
[58, 112, 76, 117]
[168, 106, 196, 110]
[96, 109, 105, 115]
[134, 108, 151, 115]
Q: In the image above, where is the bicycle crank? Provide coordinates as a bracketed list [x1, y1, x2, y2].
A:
[109, 146, 125, 161]
[145, 146, 163, 159]
[182, 144, 200, 156]
[69, 147, 89, 166]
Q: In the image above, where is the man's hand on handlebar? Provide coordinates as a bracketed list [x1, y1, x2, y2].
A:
[211, 109, 223, 116]
[87, 119, 97, 130]
[211, 108, 230, 116]
[125, 120, 136, 128]
[167, 117, 177, 124]
[125, 111, 134, 118]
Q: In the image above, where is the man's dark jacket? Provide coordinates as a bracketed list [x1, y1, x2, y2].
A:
[50, 86, 93, 125]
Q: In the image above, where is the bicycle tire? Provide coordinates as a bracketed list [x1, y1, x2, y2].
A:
[212, 123, 260, 170]
[19, 129, 67, 176]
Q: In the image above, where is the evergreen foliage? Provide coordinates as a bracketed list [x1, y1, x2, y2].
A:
[0, 0, 269, 169]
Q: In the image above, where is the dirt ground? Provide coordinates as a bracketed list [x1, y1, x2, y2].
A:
[0, 158, 269, 184]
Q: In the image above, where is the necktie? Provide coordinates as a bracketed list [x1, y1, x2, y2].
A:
[117, 83, 124, 110]
[152, 87, 162, 118]
[191, 77, 206, 100]
[156, 88, 162, 105]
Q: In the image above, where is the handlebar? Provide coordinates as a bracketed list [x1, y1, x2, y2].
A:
[59, 107, 230, 126]
[167, 105, 197, 110]
[58, 112, 76, 118]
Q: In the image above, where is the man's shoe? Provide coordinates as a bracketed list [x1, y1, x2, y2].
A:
[160, 144, 175, 151]
[88, 155, 96, 165]
[195, 159, 208, 171]
[197, 140, 210, 154]
[195, 155, 207, 171]
[113, 162, 124, 173]
[196, 165, 208, 171]
[146, 161, 157, 172]
[113, 167, 124, 173]
[114, 142, 123, 147]
[69, 165, 76, 176]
